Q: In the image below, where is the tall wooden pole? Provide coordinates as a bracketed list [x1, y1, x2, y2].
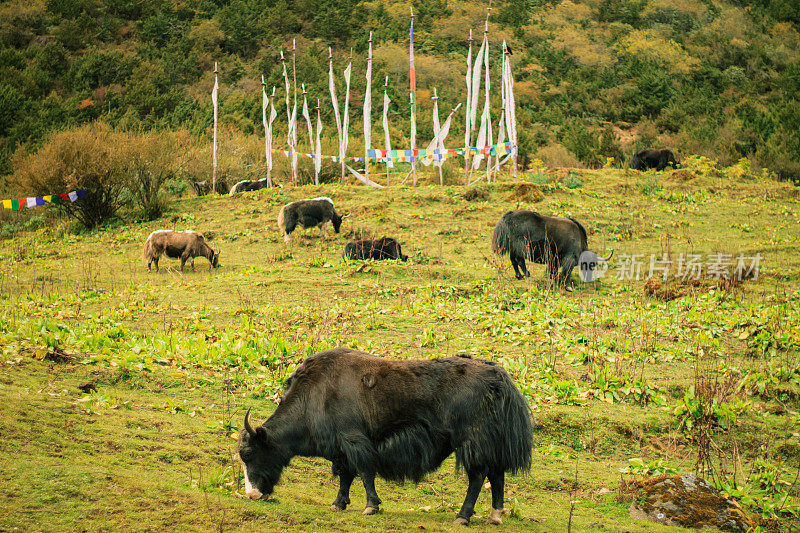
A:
[212, 62, 218, 194]
[291, 39, 298, 186]
[484, 13, 491, 185]
[464, 29, 473, 186]
[410, 6, 417, 186]
[364, 31, 373, 188]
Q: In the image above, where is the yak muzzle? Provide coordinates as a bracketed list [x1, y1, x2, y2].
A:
[246, 488, 264, 500]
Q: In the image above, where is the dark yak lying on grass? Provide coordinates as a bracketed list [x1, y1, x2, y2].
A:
[142, 230, 220, 272]
[277, 196, 346, 243]
[629, 149, 680, 171]
[343, 237, 408, 261]
[238, 348, 532, 526]
[229, 178, 270, 195]
[492, 210, 612, 290]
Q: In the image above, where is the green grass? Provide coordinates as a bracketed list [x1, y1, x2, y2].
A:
[1, 164, 799, 531]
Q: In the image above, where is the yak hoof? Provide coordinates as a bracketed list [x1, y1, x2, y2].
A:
[487, 509, 503, 525]
[362, 506, 379, 516]
[330, 504, 345, 511]
[565, 285, 575, 292]
[454, 517, 469, 526]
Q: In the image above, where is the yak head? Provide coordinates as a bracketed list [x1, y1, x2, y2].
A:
[332, 212, 350, 234]
[238, 408, 287, 500]
[578, 250, 614, 282]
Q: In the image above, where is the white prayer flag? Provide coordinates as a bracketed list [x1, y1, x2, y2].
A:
[464, 30, 473, 155]
[364, 32, 373, 167]
[382, 79, 392, 168]
[328, 48, 342, 161]
[266, 87, 277, 171]
[473, 34, 491, 170]
[211, 69, 218, 173]
[341, 61, 352, 162]
[315, 105, 323, 177]
[302, 89, 313, 149]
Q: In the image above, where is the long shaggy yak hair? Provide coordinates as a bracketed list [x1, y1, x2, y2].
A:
[238, 348, 532, 525]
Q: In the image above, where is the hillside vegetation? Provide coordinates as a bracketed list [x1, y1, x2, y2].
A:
[1, 0, 800, 186]
[1, 165, 799, 531]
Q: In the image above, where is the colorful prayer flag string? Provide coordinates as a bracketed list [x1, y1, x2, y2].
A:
[269, 142, 514, 165]
[2, 190, 84, 211]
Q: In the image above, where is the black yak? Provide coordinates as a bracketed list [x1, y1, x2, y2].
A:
[277, 197, 346, 243]
[492, 211, 612, 290]
[629, 149, 679, 171]
[238, 348, 532, 526]
[343, 237, 408, 262]
[142, 230, 220, 272]
[229, 178, 270, 195]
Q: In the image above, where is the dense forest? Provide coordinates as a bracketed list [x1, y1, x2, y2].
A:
[1, 0, 800, 187]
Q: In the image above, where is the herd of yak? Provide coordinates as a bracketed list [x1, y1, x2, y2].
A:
[140, 149, 674, 526]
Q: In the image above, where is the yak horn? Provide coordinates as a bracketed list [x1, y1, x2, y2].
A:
[341, 213, 351, 219]
[601, 249, 614, 261]
[244, 407, 257, 437]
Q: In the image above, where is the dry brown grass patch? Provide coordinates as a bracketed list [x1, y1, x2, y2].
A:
[499, 182, 544, 203]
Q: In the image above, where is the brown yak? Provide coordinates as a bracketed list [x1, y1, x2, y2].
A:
[142, 230, 220, 272]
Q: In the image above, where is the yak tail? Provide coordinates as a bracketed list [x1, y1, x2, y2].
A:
[142, 237, 154, 262]
[455, 370, 533, 475]
[497, 377, 534, 474]
[491, 211, 514, 255]
[277, 205, 287, 233]
[568, 217, 588, 248]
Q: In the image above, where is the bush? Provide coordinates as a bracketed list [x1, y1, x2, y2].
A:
[11, 123, 127, 228]
[564, 171, 583, 189]
[535, 143, 582, 168]
[118, 131, 182, 220]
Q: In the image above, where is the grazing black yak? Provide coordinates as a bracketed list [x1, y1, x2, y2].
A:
[629, 149, 679, 171]
[343, 237, 408, 261]
[142, 230, 220, 272]
[492, 211, 612, 290]
[277, 197, 346, 243]
[238, 348, 532, 526]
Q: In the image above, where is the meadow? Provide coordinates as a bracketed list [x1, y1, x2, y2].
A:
[1, 160, 799, 532]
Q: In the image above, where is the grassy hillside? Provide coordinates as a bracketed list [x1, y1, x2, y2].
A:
[1, 165, 799, 531]
[1, 0, 800, 184]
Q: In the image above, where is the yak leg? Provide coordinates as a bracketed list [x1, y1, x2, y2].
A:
[153, 257, 159, 272]
[454, 469, 486, 525]
[560, 255, 577, 292]
[509, 254, 524, 280]
[360, 471, 382, 515]
[487, 471, 506, 525]
[331, 469, 355, 511]
[511, 255, 531, 279]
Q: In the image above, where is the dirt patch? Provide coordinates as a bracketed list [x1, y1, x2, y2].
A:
[668, 170, 697, 182]
[498, 182, 544, 203]
[644, 270, 755, 301]
[628, 474, 757, 531]
[463, 186, 490, 202]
